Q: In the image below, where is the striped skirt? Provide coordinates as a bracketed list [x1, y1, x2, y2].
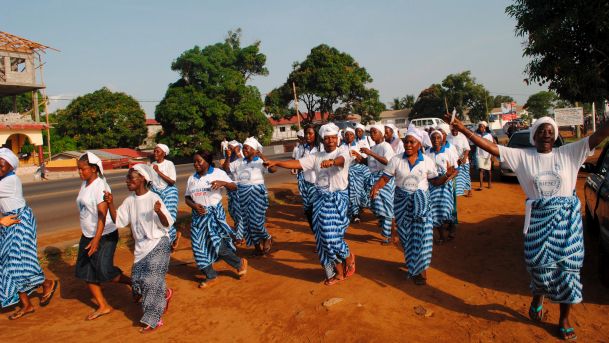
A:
[227, 189, 241, 238]
[297, 172, 315, 211]
[455, 162, 471, 196]
[525, 196, 584, 304]
[394, 188, 433, 277]
[312, 189, 350, 276]
[429, 173, 455, 227]
[152, 185, 179, 242]
[235, 184, 271, 246]
[132, 237, 170, 328]
[348, 163, 371, 218]
[190, 203, 236, 270]
[0, 206, 45, 308]
[368, 171, 394, 238]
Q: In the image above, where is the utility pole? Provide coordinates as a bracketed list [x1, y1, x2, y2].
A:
[292, 82, 301, 130]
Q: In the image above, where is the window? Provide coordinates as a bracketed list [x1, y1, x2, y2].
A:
[395, 119, 406, 125]
[10, 57, 26, 72]
[279, 126, 286, 132]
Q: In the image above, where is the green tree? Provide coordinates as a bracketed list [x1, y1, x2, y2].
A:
[156, 30, 271, 157]
[491, 95, 515, 109]
[410, 85, 445, 119]
[524, 91, 559, 118]
[265, 44, 383, 124]
[0, 92, 44, 118]
[55, 87, 147, 149]
[506, 1, 609, 102]
[42, 127, 78, 154]
[390, 95, 415, 110]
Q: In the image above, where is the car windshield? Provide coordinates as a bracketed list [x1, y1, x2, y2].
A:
[508, 132, 563, 148]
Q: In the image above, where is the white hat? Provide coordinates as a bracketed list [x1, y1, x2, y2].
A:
[404, 128, 423, 144]
[369, 124, 385, 135]
[228, 140, 241, 148]
[478, 121, 488, 127]
[0, 148, 19, 170]
[355, 123, 365, 130]
[437, 123, 451, 135]
[156, 143, 170, 155]
[344, 127, 355, 135]
[243, 137, 263, 152]
[296, 129, 305, 138]
[319, 123, 340, 138]
[530, 116, 559, 145]
[132, 163, 153, 183]
[84, 151, 104, 177]
[430, 130, 443, 138]
[385, 124, 398, 133]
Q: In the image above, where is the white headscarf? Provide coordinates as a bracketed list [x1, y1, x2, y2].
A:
[132, 163, 153, 183]
[0, 148, 19, 170]
[385, 124, 398, 135]
[355, 123, 366, 131]
[156, 143, 170, 156]
[319, 123, 340, 138]
[344, 127, 355, 135]
[404, 128, 423, 144]
[296, 129, 305, 138]
[369, 124, 385, 135]
[243, 137, 263, 152]
[430, 130, 443, 138]
[437, 123, 451, 135]
[84, 151, 104, 177]
[228, 140, 241, 148]
[530, 116, 559, 145]
[478, 121, 488, 128]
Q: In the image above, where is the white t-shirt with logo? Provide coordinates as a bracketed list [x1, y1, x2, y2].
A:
[384, 153, 439, 192]
[185, 167, 234, 207]
[0, 174, 26, 213]
[448, 133, 470, 162]
[425, 147, 459, 174]
[115, 191, 173, 263]
[295, 144, 318, 183]
[368, 141, 395, 173]
[299, 148, 351, 192]
[498, 137, 591, 200]
[76, 178, 116, 238]
[151, 160, 177, 190]
[476, 133, 494, 159]
[229, 157, 267, 185]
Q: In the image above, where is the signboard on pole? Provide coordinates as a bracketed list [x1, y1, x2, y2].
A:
[554, 107, 584, 126]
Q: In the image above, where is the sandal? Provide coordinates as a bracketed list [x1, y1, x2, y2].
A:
[262, 237, 273, 255]
[413, 274, 427, 286]
[558, 327, 577, 341]
[238, 258, 248, 276]
[86, 309, 112, 321]
[140, 319, 164, 334]
[198, 278, 218, 289]
[528, 304, 544, 322]
[164, 288, 173, 314]
[344, 255, 356, 278]
[171, 232, 182, 252]
[381, 238, 391, 246]
[40, 280, 59, 307]
[8, 308, 35, 320]
[324, 276, 344, 286]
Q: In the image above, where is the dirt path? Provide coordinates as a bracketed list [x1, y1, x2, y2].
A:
[1, 174, 608, 342]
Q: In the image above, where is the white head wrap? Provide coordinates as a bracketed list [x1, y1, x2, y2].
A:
[530, 116, 559, 145]
[385, 124, 398, 134]
[430, 130, 443, 138]
[296, 129, 305, 138]
[156, 143, 170, 155]
[228, 140, 241, 148]
[355, 123, 366, 131]
[404, 128, 423, 144]
[344, 127, 355, 135]
[437, 123, 451, 135]
[0, 148, 19, 170]
[243, 137, 263, 152]
[84, 151, 104, 177]
[319, 123, 340, 138]
[369, 124, 385, 135]
[132, 163, 153, 183]
[478, 121, 488, 128]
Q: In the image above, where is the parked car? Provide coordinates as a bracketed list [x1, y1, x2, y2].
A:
[499, 129, 564, 178]
[582, 144, 609, 287]
[410, 117, 446, 130]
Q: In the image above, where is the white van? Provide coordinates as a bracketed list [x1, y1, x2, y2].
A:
[410, 117, 446, 129]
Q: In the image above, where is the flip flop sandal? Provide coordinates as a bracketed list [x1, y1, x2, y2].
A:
[140, 320, 164, 334]
[263, 238, 273, 254]
[324, 277, 344, 286]
[164, 288, 174, 314]
[86, 309, 112, 321]
[413, 275, 427, 286]
[238, 258, 248, 276]
[344, 255, 356, 278]
[528, 304, 544, 322]
[381, 238, 391, 246]
[8, 308, 35, 320]
[198, 279, 218, 289]
[559, 327, 577, 341]
[40, 280, 59, 307]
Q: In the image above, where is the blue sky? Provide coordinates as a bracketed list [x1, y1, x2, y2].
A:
[3, 0, 545, 117]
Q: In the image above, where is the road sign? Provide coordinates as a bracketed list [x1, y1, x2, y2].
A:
[554, 107, 583, 126]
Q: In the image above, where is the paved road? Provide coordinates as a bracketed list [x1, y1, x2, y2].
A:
[24, 160, 296, 235]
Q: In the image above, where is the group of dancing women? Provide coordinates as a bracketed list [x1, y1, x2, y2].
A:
[1, 114, 606, 340]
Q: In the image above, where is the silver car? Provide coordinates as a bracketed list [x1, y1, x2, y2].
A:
[500, 129, 564, 178]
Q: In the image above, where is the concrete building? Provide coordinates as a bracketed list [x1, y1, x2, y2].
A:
[368, 109, 410, 128]
[140, 118, 162, 149]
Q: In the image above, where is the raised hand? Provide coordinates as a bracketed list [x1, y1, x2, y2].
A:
[103, 191, 113, 205]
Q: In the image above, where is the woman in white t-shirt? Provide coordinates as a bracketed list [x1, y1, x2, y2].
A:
[425, 131, 459, 244]
[75, 152, 131, 321]
[341, 127, 370, 223]
[448, 126, 472, 197]
[0, 149, 58, 320]
[105, 164, 174, 333]
[294, 125, 320, 232]
[221, 140, 244, 243]
[151, 144, 180, 251]
[185, 150, 248, 288]
[362, 125, 396, 243]
[475, 122, 494, 190]
[229, 137, 276, 256]
[371, 128, 443, 285]
[449, 115, 609, 341]
[265, 123, 356, 286]
[385, 124, 405, 155]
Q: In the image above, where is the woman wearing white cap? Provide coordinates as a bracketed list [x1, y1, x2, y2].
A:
[371, 128, 442, 285]
[385, 124, 405, 154]
[185, 150, 248, 288]
[341, 127, 370, 223]
[448, 114, 609, 341]
[0, 149, 58, 319]
[425, 130, 459, 244]
[355, 123, 375, 148]
[105, 164, 174, 333]
[221, 140, 244, 243]
[361, 124, 396, 243]
[475, 121, 494, 190]
[265, 123, 356, 285]
[448, 126, 472, 197]
[75, 152, 131, 320]
[293, 125, 320, 232]
[230, 137, 276, 255]
[151, 144, 180, 250]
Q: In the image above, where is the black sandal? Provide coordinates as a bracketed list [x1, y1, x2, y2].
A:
[40, 280, 59, 307]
